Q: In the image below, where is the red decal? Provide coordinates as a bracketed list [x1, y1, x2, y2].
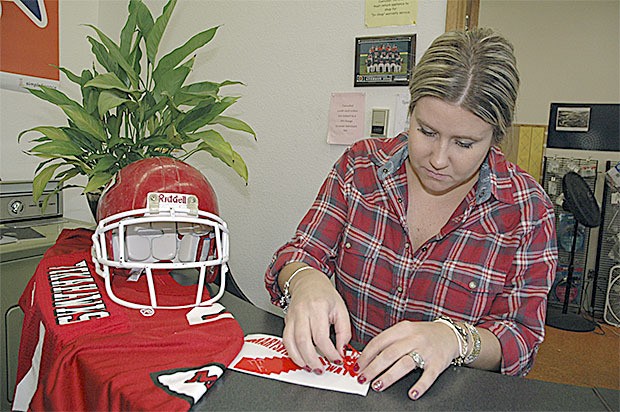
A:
[185, 370, 219, 389]
[234, 356, 303, 375]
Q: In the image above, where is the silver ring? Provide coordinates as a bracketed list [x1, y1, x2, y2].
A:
[408, 351, 425, 369]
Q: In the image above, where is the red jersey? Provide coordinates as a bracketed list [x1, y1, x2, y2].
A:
[14, 229, 244, 411]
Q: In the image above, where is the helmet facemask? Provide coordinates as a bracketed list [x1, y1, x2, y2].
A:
[92, 172, 229, 310]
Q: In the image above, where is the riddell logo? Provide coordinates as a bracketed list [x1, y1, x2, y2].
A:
[159, 193, 188, 204]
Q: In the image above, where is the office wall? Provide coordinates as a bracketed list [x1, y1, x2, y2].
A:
[94, 0, 447, 313]
[479, 0, 620, 125]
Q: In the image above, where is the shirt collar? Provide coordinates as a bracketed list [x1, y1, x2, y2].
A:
[374, 135, 515, 205]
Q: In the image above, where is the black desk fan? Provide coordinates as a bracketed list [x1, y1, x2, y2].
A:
[546, 171, 601, 332]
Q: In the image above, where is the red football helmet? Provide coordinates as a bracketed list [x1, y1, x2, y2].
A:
[91, 157, 229, 310]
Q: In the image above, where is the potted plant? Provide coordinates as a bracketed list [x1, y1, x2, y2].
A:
[18, 0, 255, 213]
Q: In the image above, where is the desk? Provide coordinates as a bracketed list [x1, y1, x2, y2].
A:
[201, 292, 618, 411]
[15, 229, 618, 412]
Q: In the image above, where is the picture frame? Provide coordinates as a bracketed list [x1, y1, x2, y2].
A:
[354, 34, 416, 87]
[555, 106, 591, 132]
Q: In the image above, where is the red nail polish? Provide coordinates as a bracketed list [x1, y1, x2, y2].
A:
[357, 375, 366, 384]
[353, 363, 360, 372]
[313, 368, 323, 375]
[371, 380, 383, 392]
[410, 390, 419, 400]
[333, 359, 343, 365]
[303, 366, 312, 372]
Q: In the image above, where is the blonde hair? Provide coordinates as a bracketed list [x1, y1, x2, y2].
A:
[409, 28, 519, 144]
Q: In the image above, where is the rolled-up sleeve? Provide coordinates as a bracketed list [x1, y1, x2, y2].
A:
[265, 154, 351, 308]
[478, 204, 558, 375]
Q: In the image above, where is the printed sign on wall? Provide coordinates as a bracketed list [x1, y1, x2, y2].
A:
[0, 0, 59, 91]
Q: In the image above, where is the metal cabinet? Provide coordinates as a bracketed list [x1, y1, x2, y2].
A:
[1, 254, 43, 411]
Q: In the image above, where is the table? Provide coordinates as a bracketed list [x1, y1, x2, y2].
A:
[201, 291, 619, 411]
[15, 230, 618, 412]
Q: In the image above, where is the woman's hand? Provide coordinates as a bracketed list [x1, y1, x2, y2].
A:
[281, 268, 352, 374]
[355, 320, 459, 400]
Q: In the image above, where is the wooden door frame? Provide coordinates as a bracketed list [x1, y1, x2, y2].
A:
[445, 0, 480, 31]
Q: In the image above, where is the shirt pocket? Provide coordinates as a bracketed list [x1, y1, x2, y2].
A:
[338, 225, 380, 281]
[438, 262, 506, 320]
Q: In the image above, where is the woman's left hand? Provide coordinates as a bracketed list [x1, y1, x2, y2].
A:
[355, 320, 459, 400]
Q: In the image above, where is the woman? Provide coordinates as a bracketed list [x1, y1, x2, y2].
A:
[265, 28, 557, 400]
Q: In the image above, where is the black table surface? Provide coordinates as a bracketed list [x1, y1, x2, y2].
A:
[196, 292, 618, 411]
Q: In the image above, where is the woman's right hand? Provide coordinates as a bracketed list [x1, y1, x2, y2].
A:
[281, 266, 352, 374]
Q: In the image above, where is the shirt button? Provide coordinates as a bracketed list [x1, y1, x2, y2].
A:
[468, 281, 477, 289]
[421, 246, 427, 252]
[383, 168, 389, 174]
[404, 243, 410, 249]
[345, 242, 351, 249]
[397, 198, 402, 203]
[397, 286, 403, 293]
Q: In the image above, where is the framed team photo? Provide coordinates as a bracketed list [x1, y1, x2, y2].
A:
[354, 34, 416, 87]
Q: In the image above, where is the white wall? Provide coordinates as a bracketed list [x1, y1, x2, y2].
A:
[479, 0, 620, 125]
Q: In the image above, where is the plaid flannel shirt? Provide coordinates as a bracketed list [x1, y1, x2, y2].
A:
[265, 134, 558, 376]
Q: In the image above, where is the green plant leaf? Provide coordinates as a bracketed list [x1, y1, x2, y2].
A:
[84, 88, 100, 116]
[176, 96, 239, 133]
[88, 37, 119, 75]
[230, 150, 249, 182]
[27, 85, 80, 107]
[193, 130, 248, 182]
[80, 69, 95, 105]
[146, 0, 176, 63]
[91, 154, 118, 173]
[153, 56, 193, 102]
[194, 129, 233, 159]
[30, 140, 83, 157]
[85, 72, 132, 93]
[211, 115, 256, 138]
[98, 90, 131, 117]
[63, 127, 101, 152]
[84, 172, 114, 193]
[129, 38, 143, 79]
[59, 105, 108, 142]
[153, 26, 218, 82]
[182, 81, 221, 93]
[143, 135, 175, 147]
[174, 80, 243, 106]
[174, 89, 218, 107]
[39, 167, 82, 212]
[32, 163, 64, 201]
[19, 126, 69, 143]
[85, 24, 139, 88]
[55, 66, 82, 85]
[120, 0, 138, 56]
[133, 0, 154, 39]
[55, 167, 80, 181]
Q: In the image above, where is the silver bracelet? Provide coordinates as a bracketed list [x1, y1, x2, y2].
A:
[278, 266, 313, 314]
[434, 316, 468, 366]
[463, 322, 481, 365]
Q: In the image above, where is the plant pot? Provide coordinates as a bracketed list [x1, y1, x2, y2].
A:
[86, 192, 101, 221]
